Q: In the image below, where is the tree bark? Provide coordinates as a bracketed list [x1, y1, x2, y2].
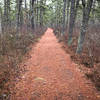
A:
[62, 0, 67, 34]
[31, 0, 35, 29]
[68, 0, 76, 45]
[76, 0, 93, 54]
[4, 0, 11, 30]
[16, 0, 23, 30]
[36, 0, 39, 27]
[91, 0, 96, 24]
[0, 8, 2, 34]
[66, 0, 70, 27]
[68, 0, 80, 45]
[40, 0, 43, 26]
[25, 0, 27, 10]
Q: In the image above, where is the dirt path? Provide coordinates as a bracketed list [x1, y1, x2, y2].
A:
[11, 28, 99, 100]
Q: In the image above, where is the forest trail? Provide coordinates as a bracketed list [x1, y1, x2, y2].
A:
[11, 28, 99, 100]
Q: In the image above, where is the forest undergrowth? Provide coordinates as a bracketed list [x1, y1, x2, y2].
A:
[0, 0, 100, 99]
[54, 23, 100, 91]
[0, 27, 46, 99]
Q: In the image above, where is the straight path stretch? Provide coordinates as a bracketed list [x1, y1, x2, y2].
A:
[11, 28, 99, 100]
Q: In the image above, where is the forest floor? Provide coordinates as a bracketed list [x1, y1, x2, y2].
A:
[10, 28, 100, 100]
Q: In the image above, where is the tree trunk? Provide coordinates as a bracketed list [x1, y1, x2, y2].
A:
[68, 0, 76, 45]
[62, 0, 67, 34]
[4, 0, 11, 30]
[0, 7, 4, 34]
[0, 8, 2, 34]
[68, 0, 80, 45]
[91, 0, 96, 24]
[36, 0, 39, 27]
[24, 0, 28, 30]
[7, 0, 10, 25]
[25, 0, 27, 10]
[66, 0, 70, 27]
[56, 2, 59, 28]
[76, 0, 93, 54]
[40, 0, 43, 26]
[31, 0, 35, 29]
[16, 0, 23, 30]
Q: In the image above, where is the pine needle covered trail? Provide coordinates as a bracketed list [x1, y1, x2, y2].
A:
[11, 28, 99, 100]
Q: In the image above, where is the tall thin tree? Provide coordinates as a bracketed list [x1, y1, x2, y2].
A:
[62, 0, 67, 34]
[76, 0, 93, 53]
[31, 0, 35, 29]
[16, 0, 23, 30]
[68, 0, 80, 45]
